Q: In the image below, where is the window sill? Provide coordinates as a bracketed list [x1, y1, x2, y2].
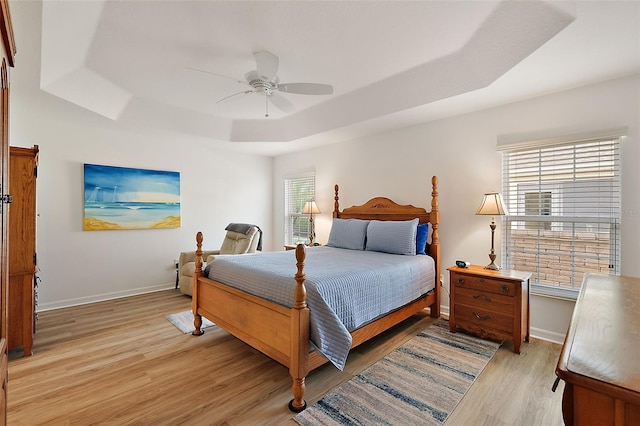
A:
[531, 288, 578, 302]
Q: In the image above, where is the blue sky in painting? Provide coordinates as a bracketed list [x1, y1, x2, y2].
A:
[84, 164, 180, 203]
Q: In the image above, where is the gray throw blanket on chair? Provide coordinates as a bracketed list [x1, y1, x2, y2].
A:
[225, 223, 263, 251]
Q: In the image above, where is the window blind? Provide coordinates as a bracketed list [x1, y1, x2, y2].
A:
[284, 175, 315, 245]
[500, 137, 621, 298]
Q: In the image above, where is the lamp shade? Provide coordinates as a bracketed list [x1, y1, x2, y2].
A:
[301, 200, 321, 215]
[476, 192, 509, 216]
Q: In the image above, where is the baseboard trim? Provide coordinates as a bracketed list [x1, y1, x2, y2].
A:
[38, 283, 176, 312]
[439, 306, 450, 320]
[530, 327, 566, 345]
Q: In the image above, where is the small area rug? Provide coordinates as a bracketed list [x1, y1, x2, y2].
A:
[166, 310, 215, 334]
[294, 319, 500, 425]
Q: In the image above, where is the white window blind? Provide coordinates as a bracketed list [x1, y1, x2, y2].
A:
[500, 136, 621, 298]
[284, 175, 315, 245]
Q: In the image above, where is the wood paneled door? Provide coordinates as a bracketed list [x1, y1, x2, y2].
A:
[8, 146, 38, 356]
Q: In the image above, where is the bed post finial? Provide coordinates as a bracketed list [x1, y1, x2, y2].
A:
[293, 245, 307, 310]
[334, 184, 340, 218]
[429, 176, 441, 318]
[195, 231, 204, 274]
[430, 176, 439, 230]
[192, 231, 205, 336]
[431, 176, 439, 216]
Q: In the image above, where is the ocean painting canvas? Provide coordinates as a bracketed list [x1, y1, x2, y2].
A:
[83, 164, 181, 230]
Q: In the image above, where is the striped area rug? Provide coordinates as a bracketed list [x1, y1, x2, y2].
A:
[294, 320, 500, 425]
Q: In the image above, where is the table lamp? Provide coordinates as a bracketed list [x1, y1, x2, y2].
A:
[301, 200, 321, 246]
[476, 192, 508, 270]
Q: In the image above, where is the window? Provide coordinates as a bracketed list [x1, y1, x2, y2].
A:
[284, 175, 315, 245]
[500, 135, 622, 298]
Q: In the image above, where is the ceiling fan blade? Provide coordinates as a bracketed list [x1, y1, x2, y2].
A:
[278, 83, 333, 95]
[216, 90, 253, 104]
[254, 50, 279, 80]
[269, 92, 295, 113]
[186, 66, 246, 85]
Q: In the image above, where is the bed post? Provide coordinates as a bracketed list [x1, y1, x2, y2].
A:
[288, 244, 310, 412]
[430, 176, 441, 318]
[333, 184, 340, 218]
[192, 231, 205, 336]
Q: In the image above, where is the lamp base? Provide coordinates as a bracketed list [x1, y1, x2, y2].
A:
[484, 262, 501, 271]
[484, 220, 501, 271]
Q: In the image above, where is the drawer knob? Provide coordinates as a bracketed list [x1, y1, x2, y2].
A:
[501, 285, 509, 293]
[457, 277, 464, 284]
[473, 311, 493, 321]
[473, 294, 492, 302]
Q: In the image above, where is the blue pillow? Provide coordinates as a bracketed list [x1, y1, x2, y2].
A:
[327, 218, 370, 250]
[416, 223, 429, 255]
[365, 218, 418, 255]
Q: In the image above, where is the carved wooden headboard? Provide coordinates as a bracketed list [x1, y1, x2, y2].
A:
[333, 176, 439, 229]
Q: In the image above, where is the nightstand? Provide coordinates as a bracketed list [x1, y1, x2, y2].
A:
[448, 265, 531, 354]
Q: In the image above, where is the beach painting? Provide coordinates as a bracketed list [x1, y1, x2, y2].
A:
[83, 163, 181, 231]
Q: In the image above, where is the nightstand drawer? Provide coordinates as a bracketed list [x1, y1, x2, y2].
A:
[454, 286, 513, 315]
[450, 272, 515, 297]
[454, 304, 513, 335]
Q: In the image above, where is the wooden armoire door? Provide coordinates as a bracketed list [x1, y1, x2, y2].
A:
[0, 61, 8, 424]
[8, 146, 37, 356]
[0, 0, 16, 424]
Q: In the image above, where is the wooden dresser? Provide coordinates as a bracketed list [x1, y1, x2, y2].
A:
[555, 273, 640, 426]
[448, 265, 531, 354]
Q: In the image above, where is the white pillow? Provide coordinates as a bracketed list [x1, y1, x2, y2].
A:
[327, 218, 370, 250]
[365, 218, 419, 255]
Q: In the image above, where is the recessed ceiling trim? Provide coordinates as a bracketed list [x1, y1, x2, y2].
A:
[228, 1, 575, 142]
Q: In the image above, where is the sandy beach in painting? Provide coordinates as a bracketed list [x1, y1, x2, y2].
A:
[84, 215, 181, 231]
[83, 200, 181, 231]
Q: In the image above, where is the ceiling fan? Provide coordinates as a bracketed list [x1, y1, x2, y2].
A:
[187, 50, 333, 117]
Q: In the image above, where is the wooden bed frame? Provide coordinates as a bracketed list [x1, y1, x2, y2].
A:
[191, 176, 441, 412]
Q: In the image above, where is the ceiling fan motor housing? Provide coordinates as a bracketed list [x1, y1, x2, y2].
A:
[249, 78, 276, 96]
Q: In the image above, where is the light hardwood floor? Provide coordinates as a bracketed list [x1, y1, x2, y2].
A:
[8, 289, 565, 425]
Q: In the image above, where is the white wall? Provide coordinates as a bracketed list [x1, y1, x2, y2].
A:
[10, 1, 274, 310]
[274, 74, 639, 342]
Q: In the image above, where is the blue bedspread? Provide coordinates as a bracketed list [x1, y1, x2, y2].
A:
[205, 246, 435, 370]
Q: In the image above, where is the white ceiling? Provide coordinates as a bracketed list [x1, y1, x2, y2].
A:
[37, 0, 639, 156]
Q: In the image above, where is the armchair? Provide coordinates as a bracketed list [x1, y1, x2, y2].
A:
[178, 225, 261, 296]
